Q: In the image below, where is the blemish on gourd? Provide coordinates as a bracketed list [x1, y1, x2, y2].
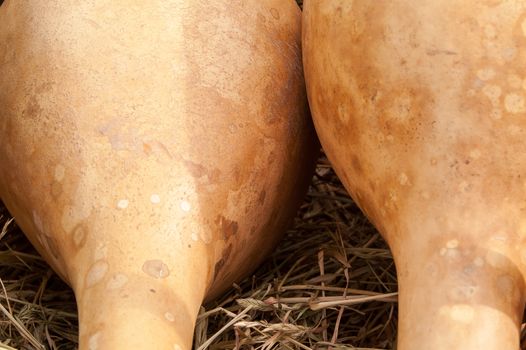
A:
[54, 164, 65, 182]
[72, 224, 87, 249]
[476, 68, 495, 81]
[117, 199, 129, 209]
[86, 260, 109, 288]
[504, 93, 526, 113]
[485, 250, 508, 269]
[142, 259, 170, 279]
[474, 257, 485, 267]
[200, 230, 212, 244]
[258, 190, 266, 205]
[398, 173, 409, 186]
[150, 194, 161, 204]
[106, 273, 128, 290]
[164, 312, 175, 322]
[51, 182, 62, 198]
[180, 201, 191, 212]
[191, 232, 199, 242]
[88, 331, 101, 350]
[173, 345, 182, 350]
[482, 84, 501, 105]
[270, 8, 280, 20]
[446, 240, 459, 249]
[32, 210, 44, 233]
[469, 149, 481, 159]
[217, 215, 238, 240]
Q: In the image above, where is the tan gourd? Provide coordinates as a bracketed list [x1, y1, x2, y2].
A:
[303, 1, 526, 349]
[0, 1, 318, 348]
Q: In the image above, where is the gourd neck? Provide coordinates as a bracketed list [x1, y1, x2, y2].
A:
[395, 242, 525, 350]
[75, 272, 205, 350]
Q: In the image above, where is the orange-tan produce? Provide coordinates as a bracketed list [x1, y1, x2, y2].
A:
[0, 1, 318, 348]
[303, 1, 526, 349]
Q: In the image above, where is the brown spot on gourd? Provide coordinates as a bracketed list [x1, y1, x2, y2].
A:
[51, 181, 62, 198]
[217, 215, 239, 240]
[208, 168, 221, 183]
[72, 224, 87, 249]
[184, 159, 207, 178]
[351, 156, 363, 174]
[270, 8, 280, 20]
[213, 244, 233, 277]
[22, 96, 42, 119]
[143, 142, 152, 155]
[258, 190, 266, 205]
[142, 259, 170, 279]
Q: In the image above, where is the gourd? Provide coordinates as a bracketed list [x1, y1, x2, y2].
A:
[0, 1, 317, 348]
[303, 1, 526, 349]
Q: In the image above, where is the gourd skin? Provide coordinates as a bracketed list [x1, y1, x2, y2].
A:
[304, 1, 526, 349]
[0, 1, 317, 349]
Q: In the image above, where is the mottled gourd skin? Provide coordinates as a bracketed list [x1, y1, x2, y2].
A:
[304, 1, 526, 349]
[0, 1, 318, 349]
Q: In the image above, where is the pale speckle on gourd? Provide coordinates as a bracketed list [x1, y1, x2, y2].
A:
[86, 260, 109, 288]
[485, 250, 508, 269]
[150, 194, 161, 204]
[94, 244, 108, 260]
[142, 259, 170, 279]
[491, 234, 507, 242]
[398, 172, 409, 186]
[473, 257, 485, 267]
[173, 344, 182, 350]
[191, 232, 199, 242]
[476, 68, 495, 81]
[482, 84, 502, 105]
[180, 200, 191, 212]
[164, 312, 175, 322]
[54, 164, 66, 182]
[32, 210, 44, 233]
[106, 273, 128, 290]
[504, 93, 526, 113]
[446, 240, 459, 249]
[117, 199, 129, 209]
[469, 149, 482, 159]
[200, 230, 212, 244]
[88, 331, 101, 350]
